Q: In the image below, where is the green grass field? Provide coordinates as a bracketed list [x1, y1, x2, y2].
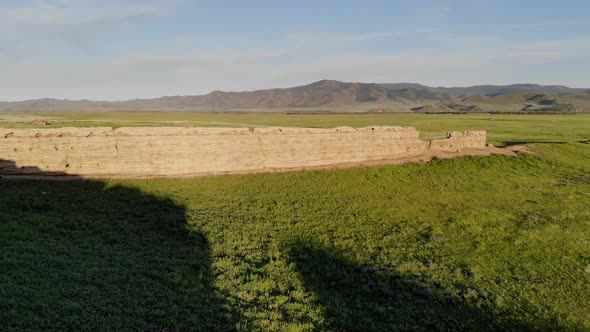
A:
[1, 113, 589, 331]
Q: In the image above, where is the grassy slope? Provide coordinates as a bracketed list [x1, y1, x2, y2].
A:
[466, 93, 590, 113]
[1, 114, 589, 331]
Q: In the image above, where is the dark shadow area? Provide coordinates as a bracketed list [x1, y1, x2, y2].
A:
[500, 140, 572, 147]
[287, 241, 560, 331]
[0, 160, 234, 331]
[0, 159, 81, 179]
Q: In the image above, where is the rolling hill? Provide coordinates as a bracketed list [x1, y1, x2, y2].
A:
[0, 80, 588, 113]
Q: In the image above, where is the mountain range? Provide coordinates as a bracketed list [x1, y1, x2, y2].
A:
[1, 80, 588, 113]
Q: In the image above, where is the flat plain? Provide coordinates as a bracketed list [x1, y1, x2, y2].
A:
[1, 112, 589, 331]
[1, 112, 589, 145]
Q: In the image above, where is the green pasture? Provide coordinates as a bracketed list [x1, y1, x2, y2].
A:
[1, 113, 589, 330]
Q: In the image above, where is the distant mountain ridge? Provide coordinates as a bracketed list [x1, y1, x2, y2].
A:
[0, 80, 588, 113]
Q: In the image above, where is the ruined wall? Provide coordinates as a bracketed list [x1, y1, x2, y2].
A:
[429, 131, 487, 152]
[0, 126, 486, 177]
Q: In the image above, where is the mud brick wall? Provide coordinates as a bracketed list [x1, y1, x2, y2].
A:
[429, 131, 487, 153]
[0, 126, 486, 177]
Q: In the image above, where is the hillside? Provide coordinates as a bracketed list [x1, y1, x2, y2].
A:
[380, 83, 587, 98]
[115, 80, 458, 112]
[122, 80, 398, 110]
[455, 91, 590, 113]
[0, 80, 454, 112]
[0, 80, 588, 113]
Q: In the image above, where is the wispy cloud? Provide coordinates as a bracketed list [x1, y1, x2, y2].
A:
[1, 1, 171, 26]
[284, 28, 439, 48]
[2, 36, 588, 101]
[0, 0, 180, 27]
[0, 1, 588, 100]
[501, 20, 590, 30]
[0, 0, 181, 58]
[419, 3, 452, 22]
[275, 37, 590, 78]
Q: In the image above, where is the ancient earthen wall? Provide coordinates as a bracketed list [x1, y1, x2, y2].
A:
[429, 131, 487, 152]
[0, 126, 487, 177]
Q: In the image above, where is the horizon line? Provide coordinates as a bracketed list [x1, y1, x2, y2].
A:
[1, 79, 588, 103]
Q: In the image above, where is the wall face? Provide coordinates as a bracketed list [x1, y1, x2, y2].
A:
[429, 131, 487, 152]
[0, 126, 486, 177]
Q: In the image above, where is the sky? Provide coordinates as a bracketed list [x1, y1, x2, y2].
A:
[0, 0, 589, 101]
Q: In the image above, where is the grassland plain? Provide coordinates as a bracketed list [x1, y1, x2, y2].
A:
[1, 113, 589, 331]
[0, 112, 588, 145]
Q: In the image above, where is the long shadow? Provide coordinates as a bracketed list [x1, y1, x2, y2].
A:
[0, 160, 233, 331]
[0, 159, 81, 179]
[501, 139, 590, 147]
[287, 241, 559, 331]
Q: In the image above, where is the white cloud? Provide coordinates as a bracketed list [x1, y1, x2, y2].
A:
[1, 1, 170, 26]
[501, 20, 590, 30]
[0, 2, 588, 101]
[419, 4, 452, 22]
[0, 0, 180, 58]
[283, 28, 439, 49]
[273, 38, 590, 85]
[1, 36, 589, 101]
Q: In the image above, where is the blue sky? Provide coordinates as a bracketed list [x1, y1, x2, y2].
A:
[0, 0, 589, 100]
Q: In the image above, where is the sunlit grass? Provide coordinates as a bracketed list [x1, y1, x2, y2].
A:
[1, 113, 589, 330]
[1, 142, 589, 330]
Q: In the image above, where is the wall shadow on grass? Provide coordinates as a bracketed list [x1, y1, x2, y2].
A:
[0, 160, 233, 331]
[287, 241, 559, 331]
[500, 140, 573, 147]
